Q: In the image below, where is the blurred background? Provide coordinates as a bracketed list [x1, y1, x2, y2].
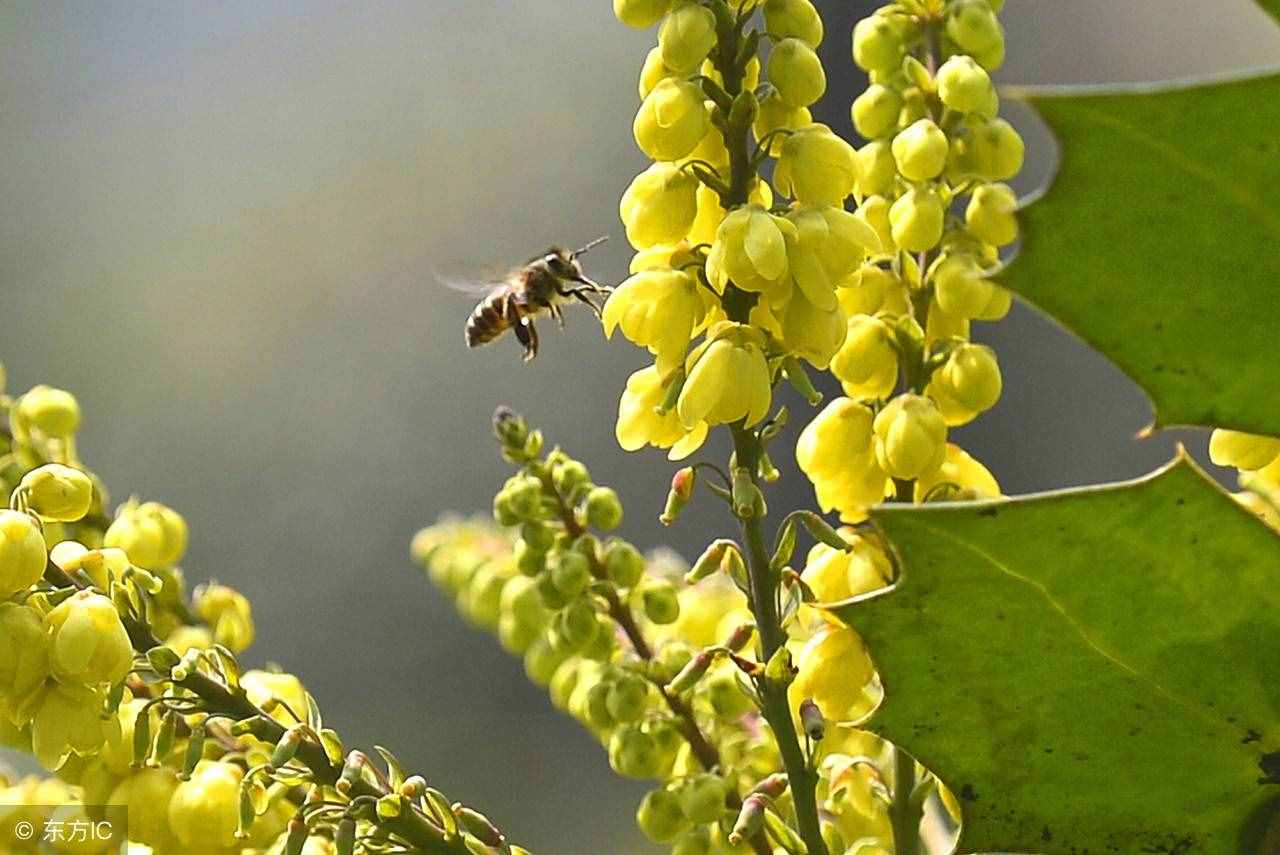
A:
[1, 1, 1276, 851]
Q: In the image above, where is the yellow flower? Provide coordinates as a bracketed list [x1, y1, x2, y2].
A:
[785, 205, 878, 311]
[966, 182, 1019, 246]
[634, 78, 712, 162]
[1209, 429, 1280, 471]
[780, 289, 847, 369]
[891, 119, 948, 182]
[193, 583, 255, 653]
[706, 204, 797, 299]
[51, 545, 131, 591]
[763, 0, 823, 47]
[873, 394, 947, 480]
[0, 509, 48, 600]
[752, 90, 812, 156]
[768, 38, 826, 107]
[620, 163, 699, 249]
[854, 141, 897, 198]
[791, 624, 876, 723]
[948, 117, 1023, 182]
[658, 4, 717, 73]
[45, 590, 133, 686]
[936, 55, 995, 114]
[677, 324, 772, 428]
[614, 0, 671, 28]
[17, 464, 94, 523]
[801, 531, 892, 606]
[603, 268, 704, 372]
[615, 365, 709, 460]
[888, 188, 945, 253]
[852, 15, 904, 73]
[0, 602, 49, 700]
[15, 385, 81, 439]
[167, 760, 243, 850]
[830, 314, 899, 401]
[926, 342, 1002, 426]
[774, 124, 859, 207]
[915, 444, 1001, 502]
[1235, 491, 1280, 531]
[638, 47, 674, 99]
[30, 683, 120, 771]
[851, 84, 902, 140]
[796, 398, 890, 522]
[241, 669, 308, 725]
[688, 179, 772, 246]
[103, 501, 188, 569]
[108, 768, 180, 849]
[163, 625, 215, 656]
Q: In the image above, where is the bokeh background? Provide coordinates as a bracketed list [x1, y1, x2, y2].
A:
[1, 1, 1277, 851]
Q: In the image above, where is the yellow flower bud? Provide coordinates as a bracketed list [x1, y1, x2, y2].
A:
[108, 767, 180, 849]
[851, 84, 902, 140]
[620, 163, 700, 249]
[103, 501, 187, 569]
[768, 38, 826, 108]
[614, 0, 672, 28]
[796, 398, 890, 522]
[854, 195, 894, 253]
[915, 444, 1000, 502]
[852, 16, 904, 73]
[677, 324, 772, 429]
[891, 118, 948, 181]
[927, 343, 1002, 426]
[54, 545, 130, 590]
[873, 393, 948, 479]
[45, 590, 133, 686]
[781, 289, 847, 370]
[791, 625, 875, 723]
[888, 188, 945, 252]
[164, 625, 215, 656]
[167, 760, 244, 849]
[837, 264, 889, 315]
[659, 4, 716, 73]
[774, 124, 858, 206]
[16, 385, 81, 439]
[30, 683, 120, 771]
[689, 177, 772, 245]
[0, 509, 48, 600]
[946, 0, 1005, 63]
[706, 204, 797, 298]
[932, 253, 995, 319]
[965, 182, 1018, 246]
[936, 55, 994, 113]
[830, 314, 899, 401]
[951, 117, 1023, 181]
[17, 464, 93, 523]
[242, 670, 308, 725]
[616, 366, 709, 460]
[634, 78, 712, 162]
[854, 140, 897, 198]
[639, 46, 675, 100]
[801, 531, 892, 605]
[193, 583, 255, 653]
[753, 89, 812, 156]
[0, 602, 49, 700]
[763, 0, 823, 46]
[603, 268, 704, 372]
[1209, 429, 1280, 471]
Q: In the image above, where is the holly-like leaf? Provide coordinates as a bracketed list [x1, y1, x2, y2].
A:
[839, 457, 1280, 853]
[1004, 71, 1280, 435]
[1259, 0, 1280, 24]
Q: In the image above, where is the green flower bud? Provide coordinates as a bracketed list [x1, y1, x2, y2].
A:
[774, 123, 858, 206]
[932, 253, 996, 319]
[554, 598, 599, 652]
[16, 385, 81, 439]
[936, 55, 994, 114]
[620, 163, 699, 249]
[607, 673, 650, 724]
[0, 602, 50, 698]
[763, 0, 823, 47]
[604, 540, 645, 588]
[891, 118, 948, 181]
[45, 590, 133, 686]
[548, 658, 583, 711]
[852, 16, 904, 73]
[641, 579, 680, 624]
[536, 572, 570, 610]
[498, 611, 541, 655]
[637, 788, 690, 843]
[585, 680, 617, 730]
[679, 774, 728, 824]
[946, 0, 1005, 61]
[965, 182, 1019, 246]
[768, 38, 826, 108]
[0, 509, 48, 600]
[888, 187, 945, 252]
[168, 760, 244, 849]
[673, 829, 713, 855]
[463, 564, 506, 630]
[954, 117, 1023, 181]
[660, 467, 696, 526]
[659, 4, 717, 73]
[873, 393, 948, 479]
[634, 78, 712, 162]
[585, 486, 623, 531]
[17, 464, 94, 523]
[930, 343, 1003, 425]
[609, 724, 660, 779]
[553, 459, 591, 496]
[851, 84, 902, 140]
[523, 636, 569, 688]
[550, 550, 592, 598]
[854, 140, 897, 197]
[614, 0, 672, 29]
[514, 538, 546, 577]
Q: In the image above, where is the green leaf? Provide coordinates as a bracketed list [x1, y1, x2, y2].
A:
[1005, 72, 1280, 435]
[1258, 0, 1280, 24]
[839, 457, 1280, 853]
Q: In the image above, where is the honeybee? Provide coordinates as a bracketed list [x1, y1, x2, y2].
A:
[453, 238, 611, 362]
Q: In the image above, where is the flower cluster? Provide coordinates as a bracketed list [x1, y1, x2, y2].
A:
[415, 411, 962, 855]
[0, 366, 522, 855]
[1209, 428, 1280, 530]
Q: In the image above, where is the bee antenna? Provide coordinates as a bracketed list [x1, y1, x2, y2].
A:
[570, 236, 609, 259]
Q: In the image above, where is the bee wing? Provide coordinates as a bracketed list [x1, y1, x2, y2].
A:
[434, 271, 505, 296]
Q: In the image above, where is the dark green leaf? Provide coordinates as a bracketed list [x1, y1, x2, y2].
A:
[1258, 0, 1280, 24]
[840, 457, 1280, 853]
[1005, 72, 1280, 434]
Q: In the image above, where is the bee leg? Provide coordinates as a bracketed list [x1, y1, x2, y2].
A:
[572, 275, 612, 295]
[550, 303, 565, 329]
[515, 318, 538, 362]
[563, 288, 605, 319]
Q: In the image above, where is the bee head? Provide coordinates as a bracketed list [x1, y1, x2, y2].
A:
[545, 237, 608, 282]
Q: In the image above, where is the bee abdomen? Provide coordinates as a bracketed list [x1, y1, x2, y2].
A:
[465, 292, 510, 347]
